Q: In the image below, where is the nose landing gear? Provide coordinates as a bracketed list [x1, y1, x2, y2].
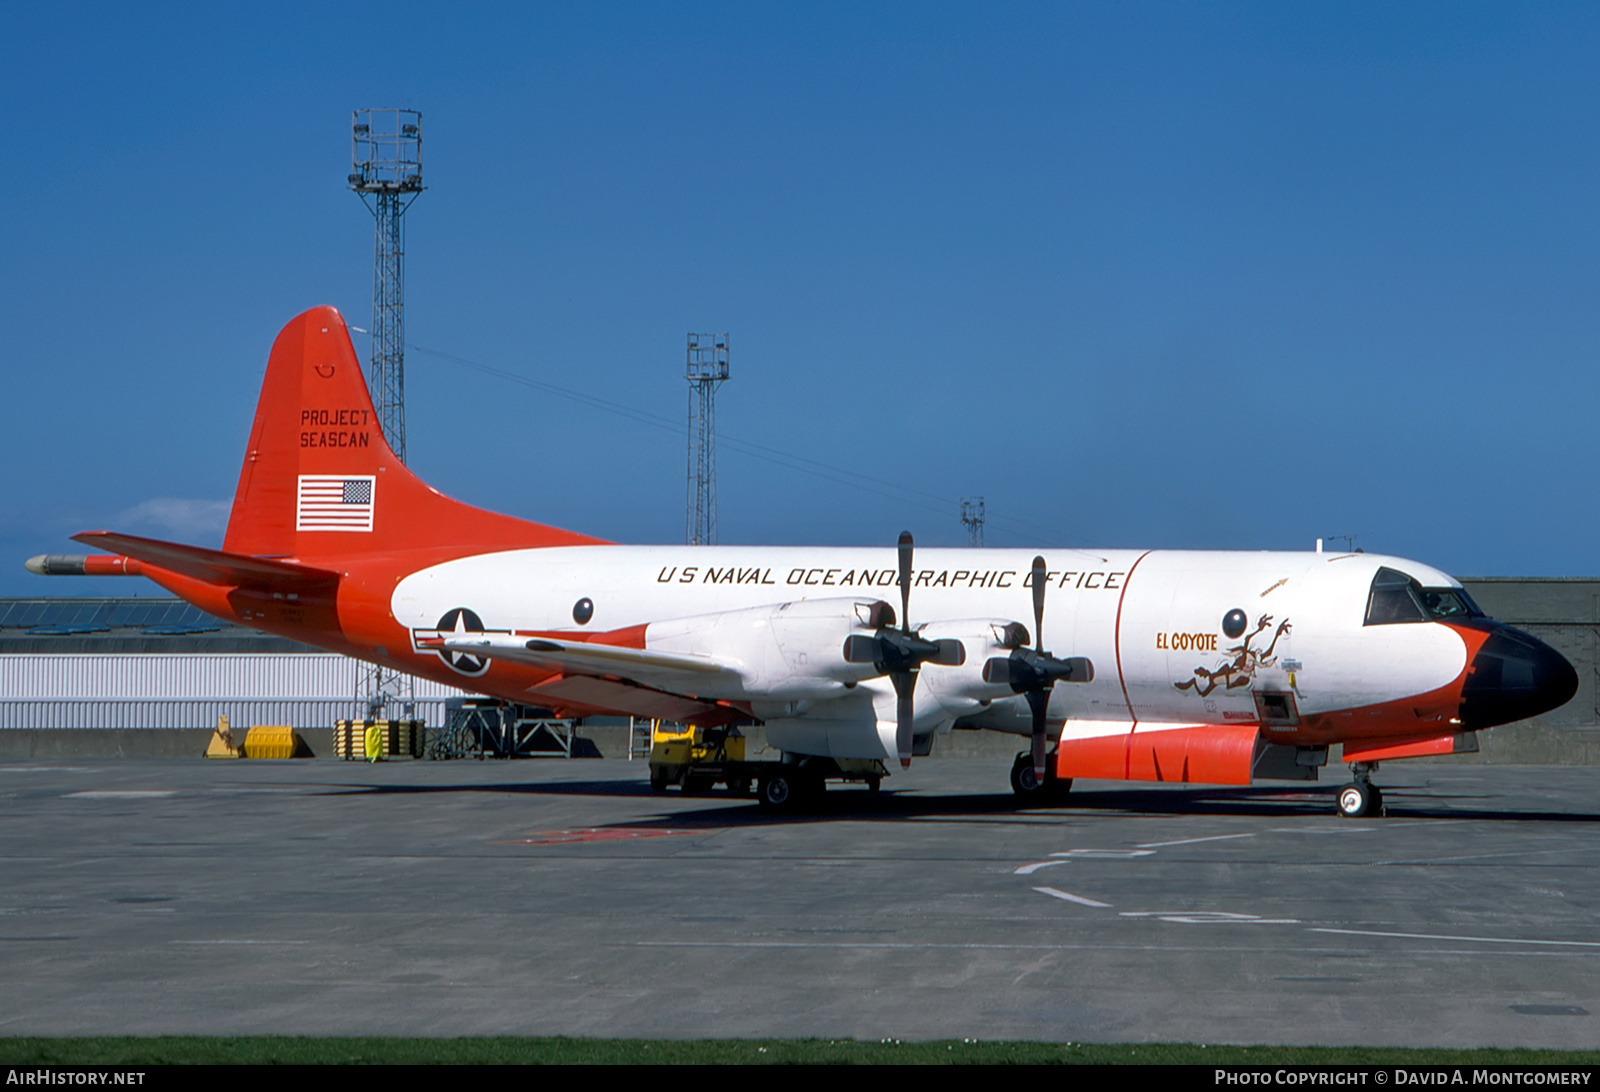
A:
[1336, 762, 1385, 818]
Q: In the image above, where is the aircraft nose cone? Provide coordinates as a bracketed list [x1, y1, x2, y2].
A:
[1458, 625, 1578, 730]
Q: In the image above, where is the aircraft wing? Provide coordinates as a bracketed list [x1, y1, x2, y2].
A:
[523, 675, 735, 723]
[433, 633, 741, 691]
[433, 633, 745, 723]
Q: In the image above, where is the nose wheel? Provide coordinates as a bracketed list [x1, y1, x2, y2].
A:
[1336, 764, 1385, 818]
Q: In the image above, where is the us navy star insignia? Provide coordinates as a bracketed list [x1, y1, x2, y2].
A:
[410, 607, 508, 677]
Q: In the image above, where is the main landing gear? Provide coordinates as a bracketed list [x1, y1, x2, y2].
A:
[1336, 762, 1385, 819]
[1010, 750, 1071, 801]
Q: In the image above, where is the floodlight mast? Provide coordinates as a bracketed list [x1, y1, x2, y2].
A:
[961, 497, 986, 547]
[348, 108, 423, 726]
[685, 333, 730, 546]
[349, 108, 424, 463]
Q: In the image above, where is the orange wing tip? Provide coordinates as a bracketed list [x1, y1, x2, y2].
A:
[25, 554, 144, 576]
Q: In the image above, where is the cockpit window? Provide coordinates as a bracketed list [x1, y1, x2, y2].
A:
[1365, 568, 1485, 625]
[1365, 568, 1426, 625]
[1418, 587, 1480, 620]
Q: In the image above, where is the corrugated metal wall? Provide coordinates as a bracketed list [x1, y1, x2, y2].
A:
[0, 698, 451, 731]
[0, 654, 467, 731]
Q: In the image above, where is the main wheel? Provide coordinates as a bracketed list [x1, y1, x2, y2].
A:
[759, 768, 824, 811]
[758, 771, 797, 810]
[1011, 752, 1070, 800]
[1011, 753, 1043, 795]
[1336, 782, 1373, 818]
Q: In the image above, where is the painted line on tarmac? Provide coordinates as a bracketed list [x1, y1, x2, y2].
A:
[632, 940, 1367, 952]
[171, 939, 311, 945]
[1135, 833, 1255, 849]
[1121, 910, 1299, 924]
[0, 767, 103, 774]
[1023, 873, 1589, 948]
[1311, 928, 1600, 948]
[1373, 849, 1583, 866]
[496, 828, 693, 845]
[1013, 860, 1069, 875]
[64, 790, 176, 799]
[1033, 886, 1112, 908]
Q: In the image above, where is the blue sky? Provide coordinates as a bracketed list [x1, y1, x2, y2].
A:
[5, 2, 1600, 597]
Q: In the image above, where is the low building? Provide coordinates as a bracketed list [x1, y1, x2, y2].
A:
[0, 598, 467, 754]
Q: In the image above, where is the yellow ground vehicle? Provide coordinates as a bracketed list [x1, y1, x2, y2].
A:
[648, 723, 749, 794]
[648, 722, 888, 808]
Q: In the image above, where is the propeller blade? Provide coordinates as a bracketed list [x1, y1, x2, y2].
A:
[842, 633, 884, 665]
[898, 531, 914, 635]
[1031, 555, 1047, 653]
[873, 533, 942, 769]
[1028, 557, 1052, 781]
[897, 533, 915, 768]
[982, 655, 1013, 687]
[1027, 688, 1049, 782]
[892, 669, 915, 769]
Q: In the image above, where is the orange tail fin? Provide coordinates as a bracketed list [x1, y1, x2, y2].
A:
[222, 307, 604, 561]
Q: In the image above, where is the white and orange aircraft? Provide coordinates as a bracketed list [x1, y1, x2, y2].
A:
[30, 307, 1578, 816]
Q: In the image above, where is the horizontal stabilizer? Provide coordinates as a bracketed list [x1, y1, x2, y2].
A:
[72, 531, 339, 591]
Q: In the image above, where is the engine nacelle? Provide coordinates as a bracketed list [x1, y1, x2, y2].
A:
[913, 619, 1034, 717]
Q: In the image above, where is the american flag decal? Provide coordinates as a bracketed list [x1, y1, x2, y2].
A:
[296, 475, 376, 532]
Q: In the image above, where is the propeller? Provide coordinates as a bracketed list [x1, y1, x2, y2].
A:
[983, 556, 1094, 784]
[842, 531, 964, 768]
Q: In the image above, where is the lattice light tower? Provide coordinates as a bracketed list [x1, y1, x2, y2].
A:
[686, 333, 730, 545]
[348, 109, 422, 726]
[961, 497, 986, 547]
[349, 108, 424, 463]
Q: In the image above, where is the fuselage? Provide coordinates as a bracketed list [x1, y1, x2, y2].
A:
[354, 543, 1576, 754]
